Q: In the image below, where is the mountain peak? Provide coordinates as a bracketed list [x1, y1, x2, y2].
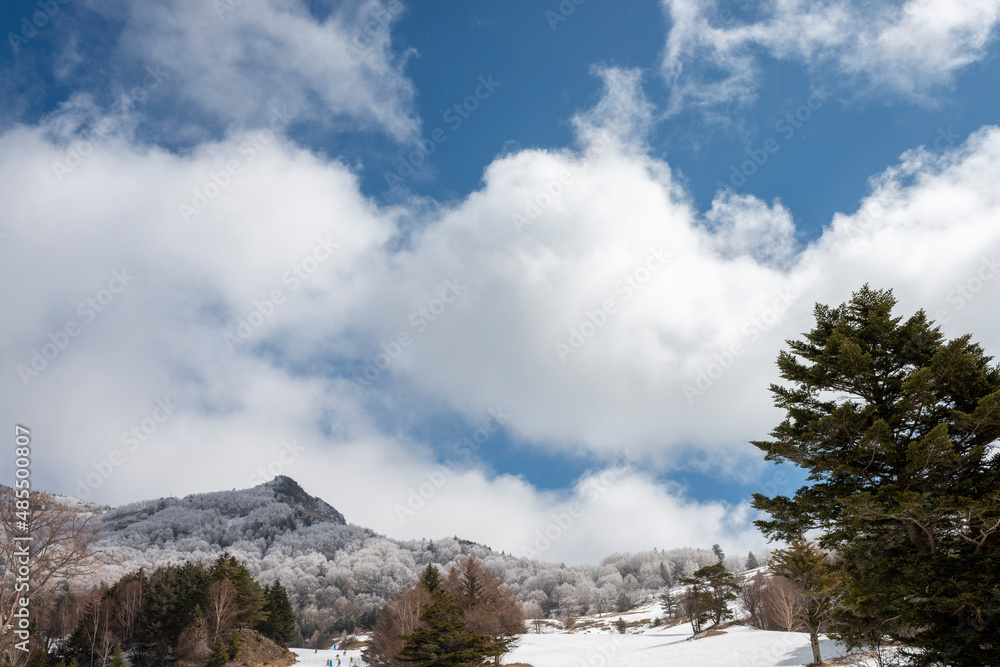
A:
[258, 476, 346, 525]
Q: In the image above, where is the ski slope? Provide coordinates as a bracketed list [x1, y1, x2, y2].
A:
[505, 601, 857, 667]
[291, 646, 367, 667]
[290, 601, 860, 667]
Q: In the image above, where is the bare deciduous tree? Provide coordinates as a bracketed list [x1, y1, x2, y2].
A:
[761, 575, 803, 632]
[207, 579, 239, 644]
[1, 489, 102, 664]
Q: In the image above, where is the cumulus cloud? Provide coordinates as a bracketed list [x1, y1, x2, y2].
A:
[5, 68, 1000, 562]
[81, 0, 418, 140]
[661, 0, 1000, 110]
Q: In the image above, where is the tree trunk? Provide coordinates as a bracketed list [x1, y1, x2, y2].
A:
[810, 630, 822, 665]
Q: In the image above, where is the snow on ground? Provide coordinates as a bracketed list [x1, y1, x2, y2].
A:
[291, 646, 367, 667]
[291, 601, 860, 667]
[507, 601, 858, 667]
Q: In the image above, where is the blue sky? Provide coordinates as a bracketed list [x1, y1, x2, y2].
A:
[3, 0, 1000, 563]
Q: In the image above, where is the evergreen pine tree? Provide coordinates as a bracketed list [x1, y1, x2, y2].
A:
[751, 286, 1000, 665]
[711, 544, 725, 564]
[744, 551, 759, 570]
[106, 646, 127, 667]
[226, 630, 241, 661]
[659, 589, 677, 618]
[681, 563, 740, 629]
[28, 649, 47, 667]
[396, 565, 490, 667]
[205, 638, 229, 667]
[258, 581, 296, 646]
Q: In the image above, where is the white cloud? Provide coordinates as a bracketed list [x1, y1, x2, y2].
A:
[87, 0, 418, 139]
[4, 77, 1000, 562]
[661, 0, 1000, 110]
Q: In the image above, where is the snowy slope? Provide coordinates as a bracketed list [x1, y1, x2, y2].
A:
[505, 601, 857, 667]
[289, 602, 861, 667]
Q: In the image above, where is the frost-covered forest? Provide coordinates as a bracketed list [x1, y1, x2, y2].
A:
[88, 476, 756, 643]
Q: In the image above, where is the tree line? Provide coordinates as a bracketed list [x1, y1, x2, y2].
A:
[7, 554, 296, 667]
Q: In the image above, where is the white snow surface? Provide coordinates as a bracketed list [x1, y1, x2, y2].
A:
[509, 601, 856, 667]
[291, 646, 366, 667]
[291, 601, 860, 667]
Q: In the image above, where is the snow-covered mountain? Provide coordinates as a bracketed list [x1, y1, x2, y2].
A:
[88, 477, 745, 639]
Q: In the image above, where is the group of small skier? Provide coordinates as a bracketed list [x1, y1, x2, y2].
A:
[312, 649, 357, 667]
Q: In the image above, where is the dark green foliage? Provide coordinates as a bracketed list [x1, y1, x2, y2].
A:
[204, 639, 228, 667]
[751, 285, 1000, 665]
[106, 647, 127, 667]
[134, 563, 211, 665]
[659, 589, 677, 618]
[226, 631, 241, 661]
[679, 579, 713, 635]
[28, 649, 48, 667]
[59, 556, 294, 667]
[257, 581, 296, 646]
[421, 563, 442, 593]
[680, 563, 740, 630]
[744, 551, 759, 570]
[211, 555, 267, 630]
[613, 618, 627, 634]
[396, 564, 491, 667]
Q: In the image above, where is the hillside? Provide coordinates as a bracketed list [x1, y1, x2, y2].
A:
[89, 477, 741, 643]
[505, 601, 856, 667]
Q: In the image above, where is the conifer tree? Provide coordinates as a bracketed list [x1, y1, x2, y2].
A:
[659, 589, 677, 618]
[711, 544, 725, 565]
[396, 565, 490, 667]
[745, 551, 759, 570]
[681, 564, 740, 629]
[443, 558, 523, 665]
[106, 647, 127, 667]
[204, 638, 228, 667]
[751, 286, 1000, 665]
[258, 580, 296, 646]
